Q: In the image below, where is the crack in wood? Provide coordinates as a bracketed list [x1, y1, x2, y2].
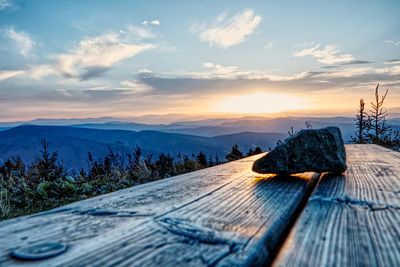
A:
[309, 195, 400, 211]
[74, 209, 154, 217]
[157, 217, 240, 247]
[157, 217, 241, 267]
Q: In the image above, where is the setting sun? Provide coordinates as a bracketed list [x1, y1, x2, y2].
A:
[210, 92, 310, 114]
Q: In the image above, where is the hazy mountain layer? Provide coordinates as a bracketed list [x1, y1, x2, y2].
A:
[0, 125, 285, 172]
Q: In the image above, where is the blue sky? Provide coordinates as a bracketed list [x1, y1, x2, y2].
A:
[0, 0, 399, 121]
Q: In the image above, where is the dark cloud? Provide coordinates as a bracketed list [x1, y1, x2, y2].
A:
[340, 60, 373, 65]
[59, 66, 110, 81]
[79, 66, 110, 81]
[60, 72, 73, 79]
[384, 58, 400, 64]
[321, 65, 339, 69]
[138, 70, 400, 96]
[83, 89, 130, 99]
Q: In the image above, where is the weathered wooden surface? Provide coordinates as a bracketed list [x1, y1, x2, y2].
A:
[2, 144, 399, 266]
[0, 154, 319, 266]
[274, 144, 400, 266]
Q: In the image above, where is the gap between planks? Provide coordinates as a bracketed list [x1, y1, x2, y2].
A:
[259, 172, 322, 267]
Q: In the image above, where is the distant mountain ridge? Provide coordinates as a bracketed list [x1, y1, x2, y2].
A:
[3, 115, 400, 142]
[0, 125, 285, 172]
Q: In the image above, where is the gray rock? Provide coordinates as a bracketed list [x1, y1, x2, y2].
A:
[252, 126, 347, 174]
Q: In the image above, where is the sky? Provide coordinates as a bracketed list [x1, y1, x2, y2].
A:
[0, 0, 399, 121]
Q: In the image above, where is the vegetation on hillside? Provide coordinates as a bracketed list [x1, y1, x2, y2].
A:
[351, 84, 400, 150]
[0, 142, 262, 220]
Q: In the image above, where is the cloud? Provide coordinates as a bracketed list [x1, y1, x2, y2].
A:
[384, 40, 400, 46]
[28, 64, 58, 80]
[195, 9, 262, 49]
[294, 44, 354, 64]
[340, 60, 373, 65]
[320, 65, 339, 69]
[78, 66, 110, 81]
[137, 65, 400, 98]
[163, 62, 309, 81]
[139, 68, 152, 73]
[376, 65, 400, 76]
[118, 80, 152, 93]
[89, 86, 107, 91]
[202, 62, 215, 68]
[0, 70, 25, 81]
[0, 0, 11, 10]
[384, 58, 400, 64]
[5, 28, 35, 57]
[203, 62, 238, 75]
[312, 67, 372, 78]
[55, 89, 72, 97]
[132, 58, 400, 100]
[57, 29, 154, 80]
[142, 20, 160, 26]
[264, 41, 274, 49]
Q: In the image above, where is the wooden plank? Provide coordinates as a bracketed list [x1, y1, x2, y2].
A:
[274, 144, 400, 267]
[0, 154, 319, 266]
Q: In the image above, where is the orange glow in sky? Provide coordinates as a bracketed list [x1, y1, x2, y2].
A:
[210, 92, 311, 114]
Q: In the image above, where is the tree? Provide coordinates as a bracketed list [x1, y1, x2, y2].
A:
[196, 152, 207, 167]
[288, 127, 297, 136]
[0, 156, 25, 179]
[215, 153, 220, 165]
[28, 139, 64, 182]
[246, 148, 254, 157]
[155, 153, 175, 178]
[351, 84, 400, 150]
[351, 98, 370, 144]
[208, 156, 214, 167]
[253, 146, 262, 154]
[369, 84, 390, 143]
[226, 144, 243, 161]
[246, 146, 262, 157]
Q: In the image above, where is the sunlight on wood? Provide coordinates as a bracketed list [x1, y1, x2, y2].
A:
[252, 173, 278, 182]
[252, 172, 316, 182]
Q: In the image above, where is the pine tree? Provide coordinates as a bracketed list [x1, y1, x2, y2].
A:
[246, 148, 254, 157]
[155, 153, 175, 178]
[196, 152, 207, 167]
[226, 144, 243, 161]
[351, 98, 370, 144]
[208, 156, 214, 167]
[215, 153, 220, 165]
[253, 146, 262, 154]
[28, 139, 64, 182]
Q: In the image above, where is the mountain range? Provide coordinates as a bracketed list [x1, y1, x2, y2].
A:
[1, 115, 399, 173]
[0, 125, 285, 172]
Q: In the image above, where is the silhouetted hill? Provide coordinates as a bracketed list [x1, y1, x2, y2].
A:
[0, 125, 285, 172]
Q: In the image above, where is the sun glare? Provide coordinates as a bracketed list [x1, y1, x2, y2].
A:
[210, 92, 309, 114]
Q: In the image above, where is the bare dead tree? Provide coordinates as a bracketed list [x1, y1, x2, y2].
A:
[288, 126, 297, 136]
[351, 98, 370, 143]
[351, 84, 400, 150]
[369, 84, 391, 143]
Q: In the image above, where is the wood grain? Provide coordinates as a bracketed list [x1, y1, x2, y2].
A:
[0, 154, 319, 266]
[274, 144, 400, 267]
